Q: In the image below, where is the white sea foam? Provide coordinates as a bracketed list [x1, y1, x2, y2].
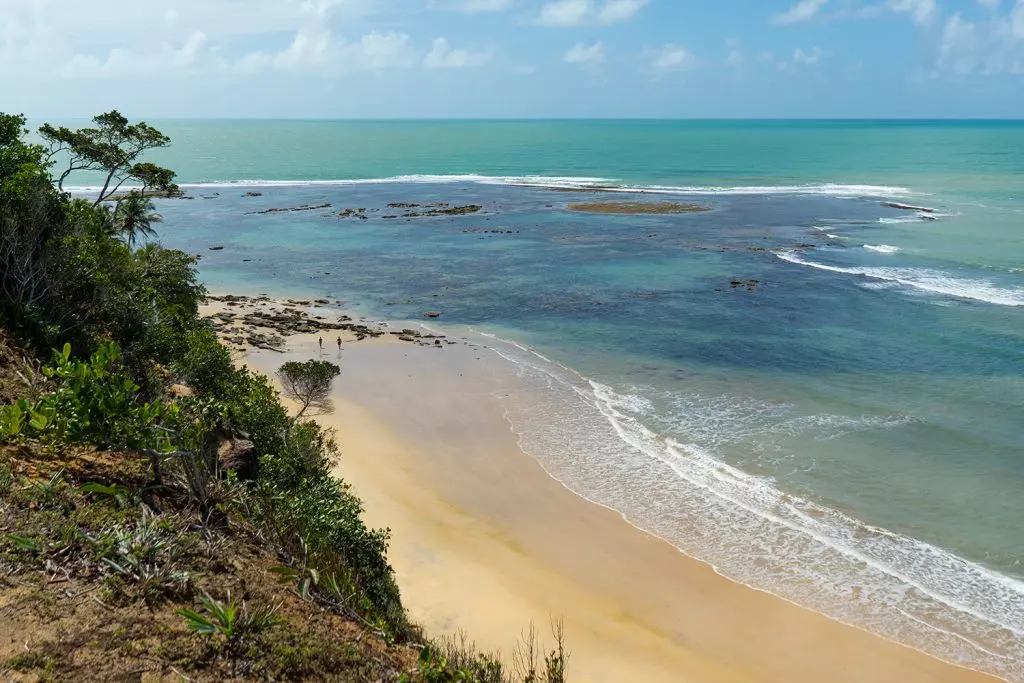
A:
[864, 244, 902, 254]
[879, 212, 936, 224]
[777, 251, 1024, 306]
[66, 175, 916, 199]
[474, 333, 1024, 681]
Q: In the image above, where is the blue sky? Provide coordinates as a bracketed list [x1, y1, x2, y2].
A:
[2, 0, 1022, 118]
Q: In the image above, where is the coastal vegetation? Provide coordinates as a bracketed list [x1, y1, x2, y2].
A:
[0, 112, 568, 681]
[277, 360, 342, 423]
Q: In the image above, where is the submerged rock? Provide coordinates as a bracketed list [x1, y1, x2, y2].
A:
[881, 201, 935, 213]
[567, 201, 709, 215]
[247, 203, 332, 215]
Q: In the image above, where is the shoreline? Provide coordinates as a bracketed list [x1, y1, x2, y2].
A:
[213, 296, 1004, 683]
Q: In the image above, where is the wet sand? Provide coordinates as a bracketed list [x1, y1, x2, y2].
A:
[243, 332, 1002, 683]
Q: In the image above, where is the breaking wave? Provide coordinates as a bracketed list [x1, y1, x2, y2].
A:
[777, 250, 1024, 306]
[475, 333, 1023, 682]
[66, 175, 916, 198]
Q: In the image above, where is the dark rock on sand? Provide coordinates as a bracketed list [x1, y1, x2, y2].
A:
[218, 438, 258, 480]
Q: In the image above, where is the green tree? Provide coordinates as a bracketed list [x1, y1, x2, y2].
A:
[39, 111, 179, 205]
[276, 360, 341, 423]
[113, 193, 162, 248]
[1, 110, 200, 357]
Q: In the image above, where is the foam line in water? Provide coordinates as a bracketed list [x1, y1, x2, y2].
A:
[470, 331, 1023, 681]
[777, 250, 1024, 306]
[863, 244, 902, 254]
[879, 212, 936, 224]
[65, 175, 916, 198]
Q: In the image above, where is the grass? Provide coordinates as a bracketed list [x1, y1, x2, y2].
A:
[0, 445, 423, 680]
[0, 443, 568, 681]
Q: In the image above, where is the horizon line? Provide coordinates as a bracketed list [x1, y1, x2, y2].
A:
[22, 116, 1024, 123]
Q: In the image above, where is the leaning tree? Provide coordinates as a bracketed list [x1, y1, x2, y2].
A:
[40, 110, 179, 205]
[276, 360, 342, 424]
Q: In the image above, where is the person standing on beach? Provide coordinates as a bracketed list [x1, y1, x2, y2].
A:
[318, 336, 323, 351]
[337, 336, 342, 351]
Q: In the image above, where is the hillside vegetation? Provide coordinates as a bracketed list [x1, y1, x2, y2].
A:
[0, 112, 567, 682]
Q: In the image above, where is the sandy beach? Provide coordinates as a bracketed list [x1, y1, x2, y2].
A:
[223, 301, 1003, 683]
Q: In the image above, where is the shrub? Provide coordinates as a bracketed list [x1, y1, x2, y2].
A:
[251, 421, 406, 634]
[170, 327, 236, 397]
[0, 342, 175, 450]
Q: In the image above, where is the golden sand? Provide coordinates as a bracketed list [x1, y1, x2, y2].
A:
[242, 333, 1000, 683]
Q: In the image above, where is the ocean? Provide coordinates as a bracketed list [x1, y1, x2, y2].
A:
[70, 120, 1024, 680]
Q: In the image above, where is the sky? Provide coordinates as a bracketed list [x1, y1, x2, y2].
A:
[1, 0, 1023, 118]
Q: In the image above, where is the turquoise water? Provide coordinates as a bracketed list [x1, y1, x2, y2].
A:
[72, 120, 1023, 679]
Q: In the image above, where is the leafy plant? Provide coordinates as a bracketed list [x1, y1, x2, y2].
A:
[0, 399, 54, 443]
[0, 341, 178, 450]
[178, 592, 280, 646]
[28, 468, 67, 504]
[4, 534, 40, 552]
[80, 482, 138, 509]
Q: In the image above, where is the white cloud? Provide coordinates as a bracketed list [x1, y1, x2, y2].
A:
[58, 31, 216, 78]
[793, 46, 823, 64]
[889, 0, 938, 25]
[1, 0, 394, 78]
[563, 41, 605, 64]
[350, 31, 417, 70]
[431, 0, 514, 12]
[536, 0, 591, 26]
[936, 3, 1024, 75]
[598, 0, 649, 24]
[773, 0, 829, 25]
[772, 46, 823, 71]
[172, 31, 208, 68]
[233, 30, 416, 74]
[425, 37, 492, 68]
[648, 44, 698, 71]
[535, 0, 645, 26]
[725, 38, 745, 67]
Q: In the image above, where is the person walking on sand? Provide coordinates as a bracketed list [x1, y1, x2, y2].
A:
[318, 336, 323, 351]
[337, 336, 342, 351]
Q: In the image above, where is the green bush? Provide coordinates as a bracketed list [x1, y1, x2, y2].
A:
[0, 341, 175, 450]
[170, 327, 236, 397]
[1, 109, 412, 653]
[251, 419, 407, 634]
